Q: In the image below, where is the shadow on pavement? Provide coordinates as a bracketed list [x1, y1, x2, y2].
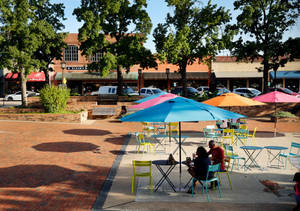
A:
[32, 141, 100, 153]
[63, 129, 111, 136]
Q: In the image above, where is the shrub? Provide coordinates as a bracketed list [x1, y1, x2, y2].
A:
[271, 111, 296, 118]
[40, 85, 70, 113]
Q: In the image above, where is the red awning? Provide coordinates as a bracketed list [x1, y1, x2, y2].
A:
[5, 72, 45, 82]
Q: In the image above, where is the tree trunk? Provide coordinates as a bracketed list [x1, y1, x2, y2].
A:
[117, 65, 123, 95]
[20, 70, 28, 107]
[263, 59, 269, 93]
[180, 61, 188, 97]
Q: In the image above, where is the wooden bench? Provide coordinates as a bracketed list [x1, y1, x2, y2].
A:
[92, 107, 116, 116]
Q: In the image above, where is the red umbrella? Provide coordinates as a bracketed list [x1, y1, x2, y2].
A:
[253, 91, 300, 135]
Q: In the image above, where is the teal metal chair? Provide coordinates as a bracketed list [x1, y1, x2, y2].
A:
[279, 142, 300, 169]
[203, 128, 221, 144]
[224, 145, 246, 172]
[192, 163, 222, 202]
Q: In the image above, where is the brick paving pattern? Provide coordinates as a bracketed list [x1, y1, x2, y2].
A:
[0, 118, 299, 210]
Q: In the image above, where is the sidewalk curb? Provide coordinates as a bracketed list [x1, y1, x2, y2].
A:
[91, 134, 131, 210]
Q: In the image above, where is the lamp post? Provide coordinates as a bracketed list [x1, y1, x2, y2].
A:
[138, 69, 142, 95]
[166, 68, 170, 92]
[61, 61, 66, 87]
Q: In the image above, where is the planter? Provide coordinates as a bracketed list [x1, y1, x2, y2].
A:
[271, 116, 299, 122]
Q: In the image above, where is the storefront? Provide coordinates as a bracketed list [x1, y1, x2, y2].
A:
[270, 70, 300, 92]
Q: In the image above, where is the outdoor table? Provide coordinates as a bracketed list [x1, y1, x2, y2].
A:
[264, 146, 288, 168]
[152, 159, 179, 192]
[171, 135, 189, 156]
[151, 134, 168, 151]
[240, 146, 264, 170]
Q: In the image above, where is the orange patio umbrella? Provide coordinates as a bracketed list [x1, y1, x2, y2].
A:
[202, 93, 266, 107]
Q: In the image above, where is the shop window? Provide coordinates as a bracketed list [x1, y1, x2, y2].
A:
[249, 79, 262, 91]
[286, 79, 299, 92]
[64, 45, 78, 61]
[90, 52, 104, 62]
[230, 79, 247, 90]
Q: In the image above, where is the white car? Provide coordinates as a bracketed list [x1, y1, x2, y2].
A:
[5, 91, 39, 101]
[233, 88, 261, 98]
[140, 87, 164, 97]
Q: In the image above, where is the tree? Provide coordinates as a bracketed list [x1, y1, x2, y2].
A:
[0, 0, 66, 106]
[231, 0, 300, 92]
[73, 0, 157, 95]
[153, 0, 233, 97]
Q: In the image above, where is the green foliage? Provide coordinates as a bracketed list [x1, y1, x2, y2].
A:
[153, 0, 233, 97]
[39, 85, 70, 113]
[73, 0, 157, 95]
[0, 0, 66, 106]
[231, 0, 300, 92]
[272, 111, 296, 118]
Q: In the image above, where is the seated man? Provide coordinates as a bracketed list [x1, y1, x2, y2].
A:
[208, 140, 225, 172]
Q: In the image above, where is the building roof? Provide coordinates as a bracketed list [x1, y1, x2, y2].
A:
[215, 71, 263, 78]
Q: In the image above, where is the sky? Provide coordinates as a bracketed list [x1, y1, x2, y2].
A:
[50, 0, 300, 54]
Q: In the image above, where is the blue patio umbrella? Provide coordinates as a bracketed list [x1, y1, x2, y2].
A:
[135, 91, 168, 103]
[121, 97, 245, 191]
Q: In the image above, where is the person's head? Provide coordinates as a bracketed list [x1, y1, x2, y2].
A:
[196, 146, 208, 158]
[208, 140, 216, 149]
[294, 172, 300, 182]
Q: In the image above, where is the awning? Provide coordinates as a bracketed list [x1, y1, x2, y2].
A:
[270, 70, 300, 79]
[143, 72, 209, 80]
[214, 71, 263, 78]
[54, 72, 138, 81]
[5, 72, 45, 82]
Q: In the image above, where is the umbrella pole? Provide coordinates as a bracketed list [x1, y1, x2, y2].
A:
[274, 103, 277, 137]
[179, 122, 182, 191]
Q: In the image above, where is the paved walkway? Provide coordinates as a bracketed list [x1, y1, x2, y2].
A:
[0, 118, 299, 210]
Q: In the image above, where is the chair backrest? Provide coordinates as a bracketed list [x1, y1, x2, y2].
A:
[235, 129, 249, 136]
[168, 122, 179, 136]
[132, 160, 152, 176]
[203, 128, 214, 136]
[290, 142, 300, 156]
[222, 129, 234, 136]
[239, 119, 247, 124]
[224, 144, 233, 153]
[240, 125, 248, 130]
[136, 132, 146, 144]
[206, 163, 221, 180]
[252, 127, 257, 136]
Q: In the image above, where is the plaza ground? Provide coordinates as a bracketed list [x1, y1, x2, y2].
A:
[0, 117, 299, 210]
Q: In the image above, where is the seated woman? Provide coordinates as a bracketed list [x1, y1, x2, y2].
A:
[187, 146, 213, 193]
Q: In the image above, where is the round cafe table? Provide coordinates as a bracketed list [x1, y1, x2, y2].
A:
[240, 146, 263, 170]
[264, 146, 288, 168]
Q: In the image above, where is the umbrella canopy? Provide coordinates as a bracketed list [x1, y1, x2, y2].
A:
[121, 97, 245, 191]
[203, 93, 266, 107]
[253, 91, 300, 136]
[130, 93, 179, 110]
[253, 91, 300, 103]
[135, 91, 168, 103]
[122, 97, 245, 123]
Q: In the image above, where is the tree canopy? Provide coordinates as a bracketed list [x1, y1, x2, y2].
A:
[231, 0, 300, 92]
[153, 0, 234, 97]
[73, 0, 156, 95]
[0, 0, 66, 106]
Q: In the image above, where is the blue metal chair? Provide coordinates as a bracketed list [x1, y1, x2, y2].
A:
[192, 163, 222, 202]
[279, 142, 300, 169]
[224, 145, 246, 172]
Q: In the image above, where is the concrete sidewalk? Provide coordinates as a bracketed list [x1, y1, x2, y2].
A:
[97, 131, 300, 211]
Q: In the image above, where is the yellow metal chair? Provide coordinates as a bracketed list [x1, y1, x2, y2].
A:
[248, 127, 257, 145]
[135, 133, 155, 154]
[221, 129, 235, 146]
[141, 122, 156, 136]
[132, 160, 153, 194]
[224, 145, 246, 172]
[240, 124, 248, 130]
[217, 157, 233, 190]
[168, 122, 179, 136]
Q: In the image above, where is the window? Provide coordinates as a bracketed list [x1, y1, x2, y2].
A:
[90, 52, 103, 62]
[64, 45, 78, 61]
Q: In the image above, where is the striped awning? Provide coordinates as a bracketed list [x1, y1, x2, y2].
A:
[270, 70, 300, 79]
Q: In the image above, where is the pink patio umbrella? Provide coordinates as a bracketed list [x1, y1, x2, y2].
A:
[130, 93, 179, 109]
[253, 91, 300, 136]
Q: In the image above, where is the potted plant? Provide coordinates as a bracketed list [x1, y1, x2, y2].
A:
[271, 111, 298, 122]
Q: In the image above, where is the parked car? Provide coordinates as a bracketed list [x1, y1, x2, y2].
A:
[269, 87, 300, 97]
[5, 91, 39, 101]
[197, 86, 209, 96]
[216, 87, 231, 96]
[96, 86, 138, 96]
[140, 87, 164, 97]
[232, 88, 261, 98]
[171, 87, 201, 98]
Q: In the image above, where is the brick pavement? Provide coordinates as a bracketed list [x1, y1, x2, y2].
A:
[0, 118, 299, 210]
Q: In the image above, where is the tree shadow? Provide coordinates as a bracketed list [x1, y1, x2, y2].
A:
[32, 142, 100, 153]
[255, 131, 285, 138]
[110, 150, 126, 155]
[63, 129, 111, 136]
[0, 165, 76, 188]
[104, 135, 127, 145]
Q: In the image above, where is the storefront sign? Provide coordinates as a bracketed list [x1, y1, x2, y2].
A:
[66, 66, 87, 70]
